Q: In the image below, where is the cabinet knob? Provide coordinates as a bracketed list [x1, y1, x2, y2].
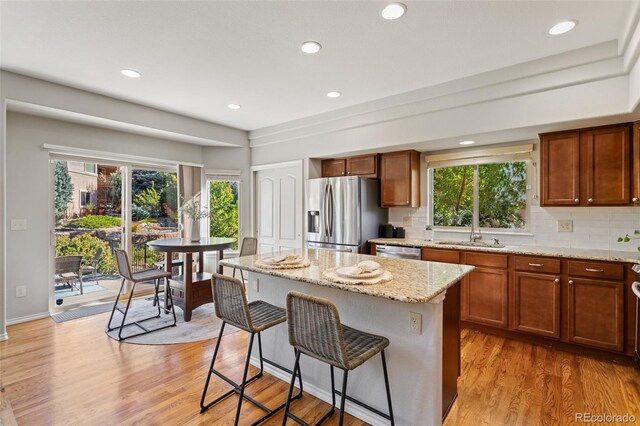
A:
[341, 172, 345, 175]
[633, 197, 639, 203]
[588, 198, 593, 203]
[554, 278, 560, 283]
[347, 171, 351, 175]
[569, 280, 574, 285]
[574, 198, 579, 203]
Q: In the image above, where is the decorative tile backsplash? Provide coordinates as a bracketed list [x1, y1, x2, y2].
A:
[388, 205, 640, 252]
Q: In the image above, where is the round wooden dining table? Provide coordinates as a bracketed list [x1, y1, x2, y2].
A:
[147, 237, 236, 321]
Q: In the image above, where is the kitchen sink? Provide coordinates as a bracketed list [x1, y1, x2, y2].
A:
[434, 240, 506, 248]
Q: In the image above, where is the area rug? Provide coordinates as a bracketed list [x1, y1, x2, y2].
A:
[52, 302, 115, 323]
[105, 298, 238, 345]
[54, 281, 107, 298]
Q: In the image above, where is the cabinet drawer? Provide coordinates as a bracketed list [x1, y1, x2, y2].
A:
[567, 260, 624, 281]
[513, 256, 561, 274]
[422, 248, 461, 264]
[464, 252, 508, 269]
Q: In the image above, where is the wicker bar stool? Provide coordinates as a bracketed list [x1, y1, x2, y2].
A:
[233, 237, 258, 282]
[200, 273, 303, 426]
[283, 291, 395, 426]
[106, 249, 177, 341]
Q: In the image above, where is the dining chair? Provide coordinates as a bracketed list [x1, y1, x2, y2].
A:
[233, 237, 257, 282]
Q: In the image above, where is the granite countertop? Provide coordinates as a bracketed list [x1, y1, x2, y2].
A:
[219, 248, 474, 304]
[369, 238, 640, 263]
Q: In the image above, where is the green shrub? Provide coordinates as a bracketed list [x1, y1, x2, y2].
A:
[55, 234, 117, 274]
[134, 183, 162, 218]
[67, 215, 122, 229]
[132, 204, 151, 221]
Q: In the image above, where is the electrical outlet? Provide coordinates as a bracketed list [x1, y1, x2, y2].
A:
[16, 286, 26, 298]
[10, 219, 27, 231]
[409, 312, 422, 335]
[557, 220, 573, 232]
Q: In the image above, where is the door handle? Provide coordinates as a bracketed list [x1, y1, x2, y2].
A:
[323, 184, 330, 237]
[585, 268, 604, 273]
[632, 282, 640, 298]
[328, 183, 335, 237]
[528, 263, 544, 267]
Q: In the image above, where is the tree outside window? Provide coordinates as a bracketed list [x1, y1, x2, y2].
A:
[432, 161, 527, 230]
[209, 181, 239, 249]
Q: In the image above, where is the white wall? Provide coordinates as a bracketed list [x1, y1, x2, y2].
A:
[5, 112, 205, 323]
[0, 73, 7, 340]
[387, 144, 640, 253]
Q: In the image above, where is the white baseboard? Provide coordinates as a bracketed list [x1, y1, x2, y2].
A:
[0, 332, 8, 341]
[6, 311, 51, 326]
[250, 357, 388, 426]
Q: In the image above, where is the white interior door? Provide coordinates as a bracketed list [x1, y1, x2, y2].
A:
[255, 164, 303, 254]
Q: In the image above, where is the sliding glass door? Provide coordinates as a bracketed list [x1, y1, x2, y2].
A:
[52, 159, 125, 309]
[51, 158, 179, 311]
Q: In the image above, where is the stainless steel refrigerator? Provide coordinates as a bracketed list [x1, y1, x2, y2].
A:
[305, 177, 387, 253]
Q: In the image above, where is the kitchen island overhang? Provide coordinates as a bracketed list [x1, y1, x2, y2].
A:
[220, 249, 473, 426]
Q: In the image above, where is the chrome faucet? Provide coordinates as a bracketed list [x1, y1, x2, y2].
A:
[470, 214, 482, 242]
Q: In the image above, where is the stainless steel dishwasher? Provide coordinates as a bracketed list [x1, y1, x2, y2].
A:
[374, 244, 421, 260]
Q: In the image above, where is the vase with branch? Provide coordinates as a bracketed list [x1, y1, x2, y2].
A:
[180, 197, 209, 242]
[617, 231, 640, 255]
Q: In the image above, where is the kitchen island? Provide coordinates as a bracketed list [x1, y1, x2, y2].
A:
[220, 249, 474, 425]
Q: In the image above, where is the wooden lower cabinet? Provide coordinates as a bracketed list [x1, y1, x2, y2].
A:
[442, 280, 460, 420]
[511, 271, 560, 338]
[567, 277, 625, 352]
[462, 267, 509, 328]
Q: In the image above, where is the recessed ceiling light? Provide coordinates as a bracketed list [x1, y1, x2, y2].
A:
[326, 91, 342, 98]
[459, 140, 475, 145]
[381, 3, 406, 20]
[301, 41, 322, 54]
[548, 20, 577, 35]
[120, 69, 141, 78]
[227, 103, 241, 110]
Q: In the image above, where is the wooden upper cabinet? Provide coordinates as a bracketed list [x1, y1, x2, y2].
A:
[541, 124, 633, 206]
[346, 154, 377, 176]
[583, 125, 630, 206]
[322, 154, 377, 177]
[321, 159, 346, 177]
[380, 150, 420, 207]
[540, 131, 581, 206]
[633, 122, 640, 204]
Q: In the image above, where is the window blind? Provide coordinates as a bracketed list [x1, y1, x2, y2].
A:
[425, 143, 534, 168]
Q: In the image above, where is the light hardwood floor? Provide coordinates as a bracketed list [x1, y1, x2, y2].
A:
[1, 313, 638, 425]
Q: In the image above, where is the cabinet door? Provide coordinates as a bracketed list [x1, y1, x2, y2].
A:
[380, 151, 419, 207]
[512, 272, 560, 338]
[321, 159, 346, 177]
[583, 125, 631, 206]
[462, 267, 508, 328]
[633, 122, 640, 204]
[567, 277, 625, 352]
[346, 154, 377, 176]
[540, 131, 581, 206]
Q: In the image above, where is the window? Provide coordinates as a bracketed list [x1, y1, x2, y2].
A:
[208, 179, 240, 250]
[80, 190, 91, 207]
[431, 160, 528, 230]
[84, 163, 97, 174]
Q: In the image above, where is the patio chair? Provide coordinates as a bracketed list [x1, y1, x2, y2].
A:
[54, 255, 83, 295]
[81, 247, 102, 286]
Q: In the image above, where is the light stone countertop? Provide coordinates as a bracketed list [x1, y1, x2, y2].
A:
[369, 238, 640, 263]
[219, 248, 474, 304]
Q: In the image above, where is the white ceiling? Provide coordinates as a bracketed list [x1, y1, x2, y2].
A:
[0, 1, 634, 131]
